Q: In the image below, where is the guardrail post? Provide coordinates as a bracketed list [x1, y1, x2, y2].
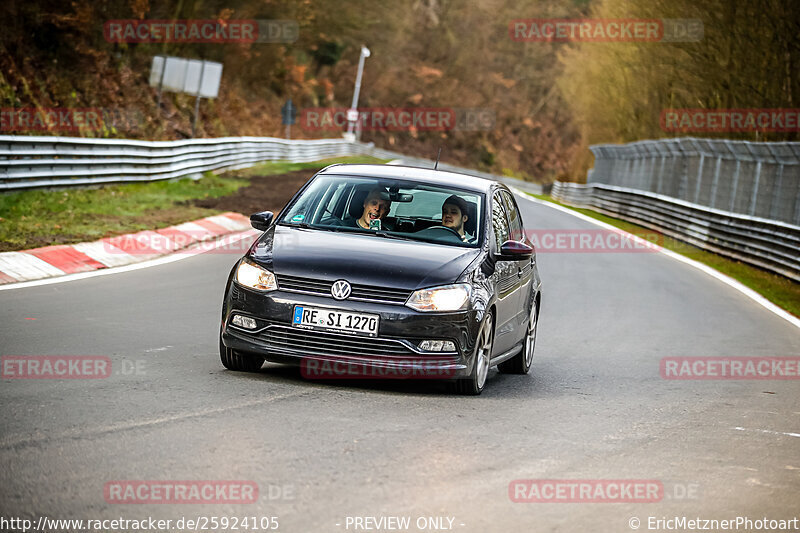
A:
[729, 159, 742, 212]
[769, 164, 785, 220]
[794, 186, 800, 226]
[676, 140, 689, 200]
[694, 153, 705, 204]
[709, 156, 722, 209]
[656, 155, 667, 194]
[631, 155, 640, 188]
[623, 157, 632, 187]
[749, 160, 762, 215]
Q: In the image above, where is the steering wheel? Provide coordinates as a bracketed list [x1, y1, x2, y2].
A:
[416, 225, 464, 241]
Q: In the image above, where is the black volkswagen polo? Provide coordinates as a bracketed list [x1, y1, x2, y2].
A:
[219, 164, 541, 394]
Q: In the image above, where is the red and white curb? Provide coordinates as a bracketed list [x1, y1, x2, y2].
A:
[0, 212, 255, 285]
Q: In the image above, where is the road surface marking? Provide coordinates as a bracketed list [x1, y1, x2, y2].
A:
[515, 190, 800, 330]
[733, 427, 800, 438]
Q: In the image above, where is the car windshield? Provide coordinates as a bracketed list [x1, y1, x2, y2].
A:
[278, 174, 484, 248]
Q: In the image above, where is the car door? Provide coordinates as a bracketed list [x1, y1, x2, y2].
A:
[501, 189, 534, 343]
[490, 191, 521, 355]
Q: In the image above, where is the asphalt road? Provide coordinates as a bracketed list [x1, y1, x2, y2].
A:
[1, 193, 798, 533]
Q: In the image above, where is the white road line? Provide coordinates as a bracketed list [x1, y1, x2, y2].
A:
[733, 427, 800, 439]
[0, 230, 257, 291]
[513, 189, 800, 330]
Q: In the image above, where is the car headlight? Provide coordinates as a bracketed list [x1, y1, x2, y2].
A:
[235, 259, 278, 291]
[406, 283, 471, 312]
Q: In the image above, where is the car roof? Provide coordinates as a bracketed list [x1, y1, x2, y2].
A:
[318, 164, 500, 194]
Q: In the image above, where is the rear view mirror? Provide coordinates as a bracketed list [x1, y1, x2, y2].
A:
[390, 192, 414, 202]
[250, 211, 274, 231]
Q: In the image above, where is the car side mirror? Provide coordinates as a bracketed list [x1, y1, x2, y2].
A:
[250, 211, 274, 231]
[497, 240, 533, 261]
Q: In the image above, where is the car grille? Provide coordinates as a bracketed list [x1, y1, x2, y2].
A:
[255, 324, 456, 361]
[276, 274, 412, 305]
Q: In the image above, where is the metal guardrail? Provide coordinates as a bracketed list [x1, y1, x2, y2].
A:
[589, 138, 800, 225]
[551, 181, 800, 281]
[0, 135, 542, 194]
[0, 136, 373, 190]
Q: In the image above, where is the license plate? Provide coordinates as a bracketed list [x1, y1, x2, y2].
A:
[292, 305, 379, 337]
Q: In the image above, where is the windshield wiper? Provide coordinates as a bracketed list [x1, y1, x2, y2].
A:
[279, 221, 333, 231]
[280, 222, 416, 240]
[373, 231, 415, 241]
[338, 227, 415, 240]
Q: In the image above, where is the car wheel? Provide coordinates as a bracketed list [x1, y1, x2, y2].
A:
[219, 335, 264, 372]
[498, 299, 538, 375]
[456, 313, 494, 395]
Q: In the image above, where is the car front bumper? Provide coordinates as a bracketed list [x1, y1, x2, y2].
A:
[221, 282, 483, 379]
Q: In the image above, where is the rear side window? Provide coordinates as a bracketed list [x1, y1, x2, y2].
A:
[492, 192, 510, 250]
[501, 190, 524, 241]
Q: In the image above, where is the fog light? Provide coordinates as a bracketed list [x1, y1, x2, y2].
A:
[232, 314, 257, 329]
[418, 340, 456, 352]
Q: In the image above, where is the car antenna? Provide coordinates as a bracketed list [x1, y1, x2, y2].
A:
[434, 147, 442, 170]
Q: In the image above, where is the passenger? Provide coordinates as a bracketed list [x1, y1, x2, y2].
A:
[441, 195, 471, 242]
[351, 187, 392, 230]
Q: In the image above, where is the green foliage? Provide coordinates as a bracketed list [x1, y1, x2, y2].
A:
[311, 40, 345, 68]
[478, 146, 495, 168]
[558, 0, 800, 175]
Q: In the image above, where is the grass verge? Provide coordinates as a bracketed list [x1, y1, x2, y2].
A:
[0, 155, 386, 252]
[527, 193, 800, 318]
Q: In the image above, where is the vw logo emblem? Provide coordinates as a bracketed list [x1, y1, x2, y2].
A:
[331, 280, 352, 300]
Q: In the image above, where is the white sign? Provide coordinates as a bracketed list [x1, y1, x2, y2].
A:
[198, 61, 222, 98]
[150, 56, 222, 98]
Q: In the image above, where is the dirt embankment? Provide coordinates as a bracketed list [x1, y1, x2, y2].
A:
[192, 170, 311, 215]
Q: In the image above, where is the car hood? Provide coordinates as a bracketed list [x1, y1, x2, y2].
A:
[250, 225, 481, 290]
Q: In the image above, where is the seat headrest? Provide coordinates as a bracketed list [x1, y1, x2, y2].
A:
[349, 187, 371, 219]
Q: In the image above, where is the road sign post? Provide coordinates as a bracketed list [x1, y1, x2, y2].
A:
[149, 56, 223, 137]
[282, 99, 297, 139]
[346, 46, 370, 138]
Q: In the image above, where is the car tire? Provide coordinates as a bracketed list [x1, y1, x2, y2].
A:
[498, 299, 538, 375]
[456, 313, 494, 395]
[219, 335, 264, 372]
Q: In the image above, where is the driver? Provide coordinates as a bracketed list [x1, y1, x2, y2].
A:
[441, 195, 471, 242]
[351, 187, 392, 230]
